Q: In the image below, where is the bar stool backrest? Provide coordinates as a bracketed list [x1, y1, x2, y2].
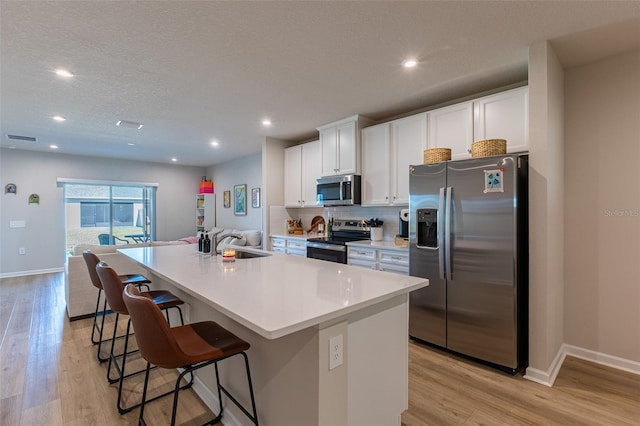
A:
[123, 284, 187, 368]
[83, 250, 103, 290]
[96, 262, 128, 315]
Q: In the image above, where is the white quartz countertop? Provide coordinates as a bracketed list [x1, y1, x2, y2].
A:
[119, 244, 426, 340]
[346, 240, 409, 252]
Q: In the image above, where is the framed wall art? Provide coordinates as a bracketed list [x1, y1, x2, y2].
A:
[223, 190, 231, 208]
[234, 184, 246, 216]
[251, 187, 261, 208]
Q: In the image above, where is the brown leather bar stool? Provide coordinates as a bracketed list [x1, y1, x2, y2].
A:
[83, 250, 151, 363]
[96, 262, 187, 415]
[123, 284, 259, 426]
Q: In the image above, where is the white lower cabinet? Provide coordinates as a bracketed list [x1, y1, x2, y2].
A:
[271, 237, 287, 254]
[377, 250, 409, 275]
[271, 236, 307, 257]
[347, 246, 409, 275]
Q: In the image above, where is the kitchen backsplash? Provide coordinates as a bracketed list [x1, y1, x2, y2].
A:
[274, 205, 405, 241]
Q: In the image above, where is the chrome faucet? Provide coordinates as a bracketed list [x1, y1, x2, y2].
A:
[214, 233, 244, 255]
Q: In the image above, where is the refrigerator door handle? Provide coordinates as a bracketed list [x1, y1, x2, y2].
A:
[445, 186, 452, 280]
[438, 187, 446, 280]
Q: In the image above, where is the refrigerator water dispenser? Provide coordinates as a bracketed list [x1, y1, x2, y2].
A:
[417, 208, 438, 248]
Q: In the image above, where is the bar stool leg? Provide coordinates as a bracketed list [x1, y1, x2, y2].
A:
[91, 288, 104, 345]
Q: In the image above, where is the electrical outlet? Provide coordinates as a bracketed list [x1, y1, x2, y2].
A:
[19, 247, 26, 255]
[329, 334, 343, 370]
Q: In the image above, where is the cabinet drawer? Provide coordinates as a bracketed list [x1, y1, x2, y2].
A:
[287, 249, 307, 257]
[272, 247, 286, 254]
[378, 250, 409, 266]
[287, 240, 307, 250]
[272, 238, 286, 249]
[348, 258, 377, 270]
[378, 263, 409, 275]
[348, 247, 376, 261]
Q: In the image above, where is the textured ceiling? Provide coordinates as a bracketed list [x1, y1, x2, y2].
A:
[1, 1, 639, 167]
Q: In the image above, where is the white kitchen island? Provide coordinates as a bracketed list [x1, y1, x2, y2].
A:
[120, 244, 427, 426]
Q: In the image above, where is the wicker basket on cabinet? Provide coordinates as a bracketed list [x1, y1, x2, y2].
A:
[423, 148, 451, 164]
[471, 139, 507, 158]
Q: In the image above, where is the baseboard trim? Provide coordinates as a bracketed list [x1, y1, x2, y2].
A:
[564, 344, 640, 376]
[183, 369, 243, 426]
[0, 267, 64, 279]
[524, 343, 640, 387]
[524, 344, 567, 387]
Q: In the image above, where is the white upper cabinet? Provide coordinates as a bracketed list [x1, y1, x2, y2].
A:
[391, 113, 427, 205]
[284, 145, 303, 207]
[301, 140, 321, 207]
[284, 140, 321, 208]
[318, 115, 373, 177]
[361, 123, 391, 206]
[473, 86, 529, 154]
[361, 113, 427, 206]
[428, 101, 473, 161]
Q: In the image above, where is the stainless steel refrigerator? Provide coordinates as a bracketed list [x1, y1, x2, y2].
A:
[409, 154, 528, 372]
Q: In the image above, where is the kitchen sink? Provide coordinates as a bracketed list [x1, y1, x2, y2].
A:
[234, 250, 272, 259]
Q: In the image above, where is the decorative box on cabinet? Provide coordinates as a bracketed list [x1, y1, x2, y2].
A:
[473, 86, 529, 154]
[284, 140, 321, 207]
[196, 194, 215, 233]
[361, 112, 426, 206]
[317, 114, 373, 177]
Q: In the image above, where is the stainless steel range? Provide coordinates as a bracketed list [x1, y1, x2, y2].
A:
[306, 219, 371, 264]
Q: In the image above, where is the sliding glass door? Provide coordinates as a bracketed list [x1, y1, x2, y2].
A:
[63, 182, 156, 254]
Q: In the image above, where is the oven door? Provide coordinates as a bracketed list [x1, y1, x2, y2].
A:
[306, 242, 347, 264]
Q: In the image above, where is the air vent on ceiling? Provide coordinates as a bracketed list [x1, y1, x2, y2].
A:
[7, 134, 38, 142]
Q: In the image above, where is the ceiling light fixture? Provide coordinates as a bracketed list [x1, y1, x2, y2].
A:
[49, 144, 59, 149]
[53, 115, 66, 122]
[261, 119, 272, 127]
[55, 68, 74, 78]
[210, 140, 219, 147]
[403, 59, 418, 68]
[127, 143, 135, 146]
[171, 158, 177, 162]
[116, 120, 143, 130]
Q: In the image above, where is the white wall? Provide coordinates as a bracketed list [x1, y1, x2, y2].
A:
[527, 41, 566, 374]
[206, 153, 262, 231]
[564, 49, 640, 362]
[0, 149, 205, 276]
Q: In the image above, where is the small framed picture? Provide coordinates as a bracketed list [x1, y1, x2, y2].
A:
[234, 184, 247, 216]
[223, 190, 231, 208]
[251, 188, 261, 208]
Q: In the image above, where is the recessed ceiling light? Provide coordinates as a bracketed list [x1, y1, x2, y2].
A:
[261, 119, 272, 127]
[171, 158, 177, 162]
[49, 144, 59, 149]
[55, 68, 74, 78]
[116, 120, 143, 130]
[403, 59, 418, 68]
[52, 115, 66, 122]
[210, 140, 219, 147]
[8, 146, 16, 149]
[127, 143, 135, 146]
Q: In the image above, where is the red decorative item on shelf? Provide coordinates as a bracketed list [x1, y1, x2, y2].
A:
[199, 178, 214, 194]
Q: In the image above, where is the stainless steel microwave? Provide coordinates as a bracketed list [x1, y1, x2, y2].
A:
[316, 175, 361, 206]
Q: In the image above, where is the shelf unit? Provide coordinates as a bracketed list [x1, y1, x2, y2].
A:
[196, 193, 215, 233]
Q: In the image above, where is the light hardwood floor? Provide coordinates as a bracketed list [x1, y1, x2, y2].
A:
[1, 273, 639, 425]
